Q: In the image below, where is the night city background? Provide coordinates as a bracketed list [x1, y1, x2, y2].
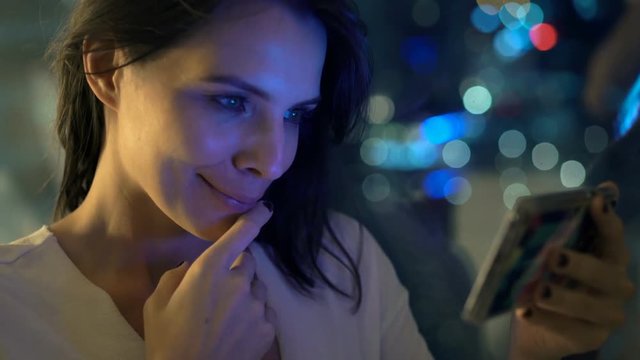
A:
[2, 0, 639, 359]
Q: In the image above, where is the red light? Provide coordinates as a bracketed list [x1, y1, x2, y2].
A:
[529, 23, 558, 51]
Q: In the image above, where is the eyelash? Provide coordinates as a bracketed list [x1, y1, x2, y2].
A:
[208, 95, 316, 124]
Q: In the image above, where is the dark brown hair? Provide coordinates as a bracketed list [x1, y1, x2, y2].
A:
[48, 0, 371, 310]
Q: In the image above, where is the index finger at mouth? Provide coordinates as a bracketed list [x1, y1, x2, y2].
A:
[199, 202, 272, 271]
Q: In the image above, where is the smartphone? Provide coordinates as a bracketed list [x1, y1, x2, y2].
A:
[461, 187, 616, 324]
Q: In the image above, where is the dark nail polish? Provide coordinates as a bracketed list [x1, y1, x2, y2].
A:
[557, 253, 569, 268]
[523, 308, 533, 318]
[175, 261, 185, 268]
[603, 202, 610, 213]
[542, 286, 552, 299]
[263, 201, 274, 213]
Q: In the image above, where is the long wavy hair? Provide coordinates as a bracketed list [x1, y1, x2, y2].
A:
[47, 0, 371, 310]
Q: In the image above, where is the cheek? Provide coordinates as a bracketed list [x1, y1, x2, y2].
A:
[283, 126, 300, 169]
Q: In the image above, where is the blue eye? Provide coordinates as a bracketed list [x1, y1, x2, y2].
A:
[209, 95, 247, 113]
[284, 108, 315, 124]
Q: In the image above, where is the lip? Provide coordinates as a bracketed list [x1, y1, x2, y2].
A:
[198, 175, 260, 211]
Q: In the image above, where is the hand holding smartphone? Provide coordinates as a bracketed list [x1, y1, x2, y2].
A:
[462, 187, 617, 324]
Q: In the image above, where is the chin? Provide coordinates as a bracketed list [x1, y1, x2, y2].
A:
[185, 212, 239, 242]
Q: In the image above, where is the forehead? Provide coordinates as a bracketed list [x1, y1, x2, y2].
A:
[146, 0, 327, 96]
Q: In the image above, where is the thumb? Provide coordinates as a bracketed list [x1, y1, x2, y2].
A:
[152, 261, 191, 306]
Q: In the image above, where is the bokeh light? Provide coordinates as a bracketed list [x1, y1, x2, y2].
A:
[368, 95, 395, 124]
[413, 0, 441, 27]
[499, 3, 526, 30]
[423, 169, 458, 199]
[476, 0, 502, 15]
[464, 115, 488, 138]
[407, 140, 439, 168]
[444, 177, 473, 205]
[420, 112, 466, 144]
[531, 142, 559, 170]
[616, 74, 640, 138]
[442, 140, 471, 168]
[360, 138, 389, 166]
[463, 86, 493, 115]
[529, 23, 558, 51]
[503, 183, 531, 209]
[499, 167, 527, 189]
[573, 0, 598, 21]
[471, 6, 501, 33]
[560, 160, 586, 188]
[519, 2, 544, 28]
[584, 125, 608, 154]
[499, 130, 527, 158]
[494, 27, 531, 58]
[401, 36, 438, 74]
[362, 173, 391, 202]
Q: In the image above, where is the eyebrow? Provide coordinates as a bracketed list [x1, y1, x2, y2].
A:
[203, 75, 321, 107]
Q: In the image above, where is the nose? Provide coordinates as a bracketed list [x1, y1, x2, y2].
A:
[232, 112, 288, 180]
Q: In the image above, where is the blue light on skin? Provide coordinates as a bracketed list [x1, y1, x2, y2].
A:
[420, 112, 467, 145]
[616, 74, 640, 138]
[471, 6, 501, 33]
[401, 36, 438, 74]
[573, 0, 598, 21]
[423, 169, 459, 199]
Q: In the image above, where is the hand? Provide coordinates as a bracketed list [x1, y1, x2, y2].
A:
[509, 182, 636, 359]
[143, 202, 279, 360]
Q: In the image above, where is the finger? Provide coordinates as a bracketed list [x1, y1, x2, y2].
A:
[230, 251, 257, 280]
[595, 181, 620, 202]
[515, 306, 611, 352]
[251, 277, 268, 303]
[199, 201, 272, 270]
[148, 261, 190, 307]
[590, 192, 627, 265]
[533, 282, 625, 327]
[548, 248, 635, 299]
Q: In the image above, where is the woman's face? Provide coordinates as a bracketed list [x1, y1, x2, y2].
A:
[111, 0, 326, 240]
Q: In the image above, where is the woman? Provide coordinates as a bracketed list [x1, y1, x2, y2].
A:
[0, 0, 633, 359]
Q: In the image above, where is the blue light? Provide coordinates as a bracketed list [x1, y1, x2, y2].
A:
[499, 4, 523, 30]
[401, 36, 438, 74]
[420, 112, 467, 144]
[573, 0, 598, 21]
[471, 6, 501, 33]
[616, 74, 640, 138]
[520, 3, 544, 29]
[493, 27, 532, 59]
[423, 169, 459, 199]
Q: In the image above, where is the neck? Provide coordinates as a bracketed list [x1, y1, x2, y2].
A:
[49, 150, 214, 291]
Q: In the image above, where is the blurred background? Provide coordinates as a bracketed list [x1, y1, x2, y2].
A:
[2, 0, 640, 359]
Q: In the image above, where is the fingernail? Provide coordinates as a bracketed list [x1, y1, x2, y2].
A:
[175, 261, 185, 268]
[603, 202, 610, 213]
[523, 308, 533, 318]
[557, 253, 569, 268]
[262, 201, 274, 213]
[542, 286, 552, 299]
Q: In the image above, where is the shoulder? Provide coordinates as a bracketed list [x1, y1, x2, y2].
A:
[323, 211, 395, 280]
[0, 226, 53, 266]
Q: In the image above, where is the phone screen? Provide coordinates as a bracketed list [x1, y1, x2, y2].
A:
[487, 207, 587, 316]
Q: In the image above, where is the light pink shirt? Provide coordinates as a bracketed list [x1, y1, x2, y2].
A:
[0, 213, 432, 359]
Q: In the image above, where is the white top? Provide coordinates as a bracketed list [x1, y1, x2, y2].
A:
[0, 213, 432, 360]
